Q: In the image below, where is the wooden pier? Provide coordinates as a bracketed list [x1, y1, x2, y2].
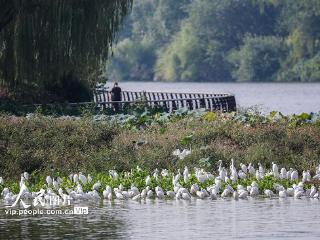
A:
[93, 88, 236, 112]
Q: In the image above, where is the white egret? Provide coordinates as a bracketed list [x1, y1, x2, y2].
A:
[174, 185, 181, 193]
[92, 182, 101, 191]
[115, 190, 124, 200]
[153, 169, 159, 182]
[79, 172, 87, 185]
[230, 158, 236, 172]
[238, 189, 248, 199]
[141, 188, 147, 199]
[132, 194, 141, 201]
[190, 184, 199, 195]
[294, 190, 304, 199]
[250, 186, 259, 197]
[1, 188, 10, 197]
[230, 168, 238, 182]
[218, 160, 223, 173]
[287, 168, 293, 180]
[161, 169, 169, 177]
[280, 168, 287, 179]
[46, 176, 53, 186]
[255, 170, 261, 180]
[291, 170, 298, 181]
[240, 163, 247, 173]
[264, 189, 274, 198]
[279, 189, 287, 198]
[73, 174, 79, 183]
[87, 174, 92, 183]
[156, 189, 165, 199]
[238, 170, 247, 179]
[109, 170, 118, 180]
[272, 162, 279, 178]
[258, 162, 264, 176]
[196, 190, 206, 199]
[219, 167, 227, 181]
[147, 189, 154, 198]
[23, 172, 29, 180]
[183, 166, 189, 183]
[221, 188, 232, 198]
[53, 178, 59, 190]
[122, 191, 129, 199]
[248, 163, 255, 175]
[166, 191, 175, 198]
[173, 169, 181, 186]
[131, 185, 140, 196]
[310, 186, 317, 198]
[145, 175, 151, 186]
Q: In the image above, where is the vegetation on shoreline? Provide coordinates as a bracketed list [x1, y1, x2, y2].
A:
[0, 109, 319, 180]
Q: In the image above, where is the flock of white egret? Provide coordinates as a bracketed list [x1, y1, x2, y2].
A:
[1, 160, 320, 206]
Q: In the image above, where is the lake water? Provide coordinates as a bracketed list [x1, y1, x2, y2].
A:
[2, 82, 320, 239]
[1, 198, 320, 239]
[107, 82, 320, 114]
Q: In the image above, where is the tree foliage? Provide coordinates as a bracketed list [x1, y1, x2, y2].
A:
[107, 0, 320, 82]
[0, 0, 132, 102]
[106, 38, 156, 81]
[228, 35, 287, 82]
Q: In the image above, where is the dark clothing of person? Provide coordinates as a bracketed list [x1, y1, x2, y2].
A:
[111, 86, 122, 112]
[111, 86, 122, 101]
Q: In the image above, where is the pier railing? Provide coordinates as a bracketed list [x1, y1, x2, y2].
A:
[93, 89, 236, 112]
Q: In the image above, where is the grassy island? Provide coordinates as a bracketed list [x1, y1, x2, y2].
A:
[0, 108, 319, 180]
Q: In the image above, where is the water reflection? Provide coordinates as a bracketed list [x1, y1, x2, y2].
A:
[1, 198, 320, 239]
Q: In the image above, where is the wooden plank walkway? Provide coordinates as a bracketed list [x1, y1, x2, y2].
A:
[93, 89, 237, 112]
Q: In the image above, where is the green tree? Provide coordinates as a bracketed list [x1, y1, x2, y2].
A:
[156, 0, 279, 82]
[106, 0, 320, 83]
[187, 0, 279, 50]
[107, 38, 156, 81]
[228, 35, 287, 81]
[0, 0, 132, 102]
[155, 22, 230, 81]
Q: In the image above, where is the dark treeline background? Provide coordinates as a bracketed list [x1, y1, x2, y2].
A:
[0, 0, 132, 102]
[106, 0, 320, 82]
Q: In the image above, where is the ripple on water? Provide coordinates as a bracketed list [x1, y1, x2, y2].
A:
[1, 198, 320, 240]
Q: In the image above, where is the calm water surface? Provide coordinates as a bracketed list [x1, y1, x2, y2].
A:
[1, 199, 320, 239]
[108, 82, 320, 114]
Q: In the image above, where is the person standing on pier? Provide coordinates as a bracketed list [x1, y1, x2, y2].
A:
[111, 82, 122, 112]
